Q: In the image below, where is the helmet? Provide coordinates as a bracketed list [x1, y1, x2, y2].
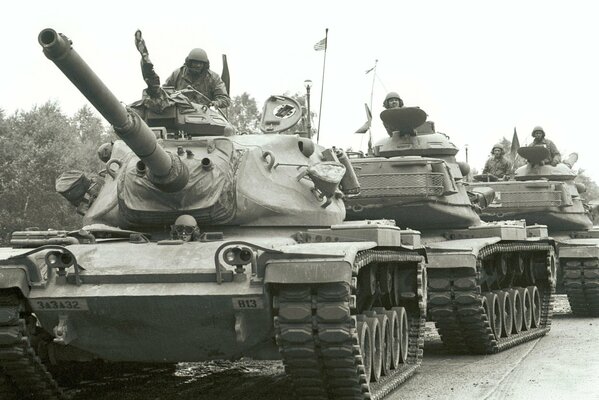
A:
[97, 142, 113, 163]
[171, 214, 199, 242]
[383, 92, 404, 109]
[531, 125, 545, 138]
[186, 48, 209, 64]
[491, 144, 504, 155]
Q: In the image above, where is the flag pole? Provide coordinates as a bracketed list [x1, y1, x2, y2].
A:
[316, 28, 328, 144]
[367, 59, 378, 153]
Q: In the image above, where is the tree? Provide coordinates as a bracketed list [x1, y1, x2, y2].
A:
[575, 169, 599, 202]
[0, 102, 110, 244]
[228, 92, 260, 134]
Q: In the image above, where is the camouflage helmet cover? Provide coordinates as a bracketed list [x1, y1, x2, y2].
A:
[383, 91, 403, 108]
[186, 48, 209, 64]
[531, 125, 545, 138]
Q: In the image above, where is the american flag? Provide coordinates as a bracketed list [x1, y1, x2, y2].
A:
[313, 37, 327, 51]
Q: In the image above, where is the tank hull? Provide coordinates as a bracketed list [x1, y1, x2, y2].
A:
[1, 224, 428, 399]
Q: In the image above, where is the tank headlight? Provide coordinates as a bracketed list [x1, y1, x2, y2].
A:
[223, 247, 253, 266]
[46, 253, 59, 267]
[224, 248, 240, 264]
[239, 248, 252, 263]
[45, 251, 75, 269]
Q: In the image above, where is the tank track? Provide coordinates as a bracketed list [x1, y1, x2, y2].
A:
[428, 243, 555, 354]
[0, 291, 67, 400]
[273, 250, 425, 400]
[562, 258, 599, 317]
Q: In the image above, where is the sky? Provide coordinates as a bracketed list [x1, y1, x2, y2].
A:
[2, 0, 599, 180]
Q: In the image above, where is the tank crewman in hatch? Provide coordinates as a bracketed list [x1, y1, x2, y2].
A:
[482, 144, 512, 179]
[164, 48, 231, 109]
[382, 91, 404, 135]
[171, 214, 200, 242]
[531, 126, 561, 166]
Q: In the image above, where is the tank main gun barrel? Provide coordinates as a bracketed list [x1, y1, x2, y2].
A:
[38, 28, 188, 192]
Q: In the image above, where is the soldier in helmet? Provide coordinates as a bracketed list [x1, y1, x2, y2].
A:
[171, 214, 200, 242]
[383, 92, 404, 110]
[164, 48, 231, 109]
[482, 144, 512, 179]
[382, 92, 404, 135]
[531, 126, 561, 166]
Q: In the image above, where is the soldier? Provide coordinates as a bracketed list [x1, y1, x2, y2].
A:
[531, 126, 561, 166]
[382, 92, 404, 135]
[482, 144, 512, 179]
[164, 48, 231, 108]
[383, 91, 404, 110]
[170, 214, 200, 242]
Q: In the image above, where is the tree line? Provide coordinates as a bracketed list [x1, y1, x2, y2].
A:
[0, 102, 114, 244]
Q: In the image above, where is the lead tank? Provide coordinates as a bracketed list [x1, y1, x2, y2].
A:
[0, 29, 427, 399]
[346, 107, 557, 354]
[471, 145, 599, 317]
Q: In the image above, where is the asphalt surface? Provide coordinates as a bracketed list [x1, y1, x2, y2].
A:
[394, 309, 599, 399]
[62, 296, 598, 400]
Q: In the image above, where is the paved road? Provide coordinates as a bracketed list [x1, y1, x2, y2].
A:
[393, 313, 599, 400]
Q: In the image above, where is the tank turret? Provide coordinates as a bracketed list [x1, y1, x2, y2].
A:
[512, 145, 577, 181]
[39, 29, 349, 229]
[39, 28, 189, 193]
[347, 107, 479, 229]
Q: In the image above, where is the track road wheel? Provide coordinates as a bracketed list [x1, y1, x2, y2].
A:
[383, 309, 401, 370]
[373, 308, 392, 376]
[391, 307, 409, 364]
[366, 316, 382, 382]
[518, 287, 532, 331]
[357, 319, 372, 385]
[494, 290, 513, 338]
[484, 292, 502, 340]
[528, 285, 542, 328]
[509, 289, 523, 334]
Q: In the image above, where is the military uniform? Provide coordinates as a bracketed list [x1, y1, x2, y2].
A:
[532, 137, 561, 166]
[165, 67, 231, 108]
[482, 157, 512, 179]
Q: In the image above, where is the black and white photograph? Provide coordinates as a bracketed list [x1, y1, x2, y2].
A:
[1, 1, 598, 399]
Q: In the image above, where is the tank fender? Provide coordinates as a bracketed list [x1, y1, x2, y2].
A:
[0, 268, 30, 296]
[264, 258, 353, 284]
[558, 243, 599, 258]
[264, 241, 377, 284]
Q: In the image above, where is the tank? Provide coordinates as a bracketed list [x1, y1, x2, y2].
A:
[471, 145, 599, 317]
[0, 29, 427, 399]
[345, 107, 557, 354]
